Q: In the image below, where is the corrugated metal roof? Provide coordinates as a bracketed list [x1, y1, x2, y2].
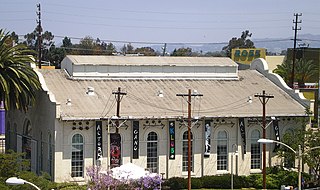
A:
[64, 55, 238, 67]
[39, 69, 307, 120]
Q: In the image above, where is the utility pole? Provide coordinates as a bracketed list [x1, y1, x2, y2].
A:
[176, 89, 203, 190]
[290, 13, 302, 88]
[254, 90, 274, 190]
[36, 3, 42, 69]
[112, 87, 127, 133]
[162, 43, 167, 56]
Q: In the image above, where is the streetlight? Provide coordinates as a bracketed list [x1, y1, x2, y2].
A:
[258, 139, 301, 190]
[6, 177, 41, 190]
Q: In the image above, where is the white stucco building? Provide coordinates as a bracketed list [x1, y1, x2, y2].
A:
[5, 56, 309, 183]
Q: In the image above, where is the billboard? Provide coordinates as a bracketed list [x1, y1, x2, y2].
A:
[231, 48, 266, 65]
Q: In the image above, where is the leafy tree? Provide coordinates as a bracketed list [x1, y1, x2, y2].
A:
[171, 47, 193, 56]
[134, 47, 157, 56]
[120, 43, 135, 55]
[105, 42, 117, 55]
[0, 29, 42, 111]
[222, 30, 255, 57]
[279, 125, 320, 184]
[0, 150, 29, 179]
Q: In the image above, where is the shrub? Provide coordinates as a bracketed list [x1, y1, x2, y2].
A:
[191, 177, 202, 189]
[162, 177, 187, 189]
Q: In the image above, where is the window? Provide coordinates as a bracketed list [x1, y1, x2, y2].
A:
[182, 131, 193, 172]
[217, 131, 228, 170]
[48, 133, 53, 177]
[251, 130, 261, 169]
[147, 132, 158, 173]
[71, 134, 84, 177]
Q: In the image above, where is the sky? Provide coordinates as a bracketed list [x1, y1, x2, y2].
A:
[1, 0, 320, 46]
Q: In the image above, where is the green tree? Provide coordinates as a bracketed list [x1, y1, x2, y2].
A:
[0, 29, 42, 111]
[120, 43, 135, 55]
[274, 58, 318, 87]
[105, 42, 117, 55]
[222, 30, 255, 57]
[171, 47, 193, 56]
[279, 125, 320, 184]
[134, 47, 157, 56]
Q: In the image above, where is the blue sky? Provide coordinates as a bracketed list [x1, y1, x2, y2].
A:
[1, 0, 319, 45]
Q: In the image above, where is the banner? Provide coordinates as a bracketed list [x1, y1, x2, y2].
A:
[110, 133, 121, 168]
[96, 121, 103, 160]
[239, 118, 246, 154]
[204, 120, 211, 157]
[273, 119, 280, 151]
[169, 121, 175, 159]
[132, 121, 139, 159]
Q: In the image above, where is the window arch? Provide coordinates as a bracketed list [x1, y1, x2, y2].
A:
[217, 130, 228, 170]
[147, 131, 158, 173]
[182, 131, 193, 172]
[71, 134, 84, 177]
[251, 129, 261, 169]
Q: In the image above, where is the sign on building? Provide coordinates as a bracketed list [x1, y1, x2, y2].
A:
[231, 48, 266, 65]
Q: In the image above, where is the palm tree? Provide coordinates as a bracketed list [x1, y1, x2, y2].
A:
[274, 57, 318, 87]
[0, 29, 42, 111]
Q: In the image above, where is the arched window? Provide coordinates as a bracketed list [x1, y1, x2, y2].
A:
[147, 132, 158, 173]
[48, 133, 53, 177]
[182, 131, 193, 172]
[251, 129, 261, 169]
[217, 131, 228, 170]
[22, 120, 32, 160]
[71, 134, 84, 177]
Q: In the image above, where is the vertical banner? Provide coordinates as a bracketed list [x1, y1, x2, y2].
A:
[110, 133, 121, 168]
[273, 119, 280, 151]
[132, 121, 139, 159]
[96, 121, 103, 160]
[169, 121, 175, 159]
[239, 118, 246, 154]
[204, 120, 211, 157]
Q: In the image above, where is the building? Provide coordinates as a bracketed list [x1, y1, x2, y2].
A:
[5, 56, 309, 183]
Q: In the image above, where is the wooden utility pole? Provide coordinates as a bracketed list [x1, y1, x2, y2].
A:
[290, 13, 302, 88]
[254, 90, 274, 190]
[177, 89, 203, 190]
[112, 87, 127, 133]
[36, 3, 42, 69]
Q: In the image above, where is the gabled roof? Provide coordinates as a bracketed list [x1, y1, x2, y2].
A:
[38, 68, 307, 120]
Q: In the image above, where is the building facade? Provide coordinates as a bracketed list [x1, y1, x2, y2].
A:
[6, 56, 309, 182]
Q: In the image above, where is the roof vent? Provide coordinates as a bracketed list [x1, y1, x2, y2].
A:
[86, 87, 95, 96]
[66, 98, 72, 106]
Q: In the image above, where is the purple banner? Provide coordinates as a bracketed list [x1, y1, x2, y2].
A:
[0, 101, 5, 134]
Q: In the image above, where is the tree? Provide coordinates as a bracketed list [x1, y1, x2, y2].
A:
[134, 47, 157, 56]
[274, 58, 318, 87]
[120, 43, 135, 55]
[279, 124, 320, 184]
[105, 42, 117, 55]
[171, 47, 193, 56]
[222, 30, 255, 57]
[0, 29, 42, 111]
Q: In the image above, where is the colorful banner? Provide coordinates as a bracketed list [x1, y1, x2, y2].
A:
[132, 121, 139, 159]
[110, 133, 121, 168]
[204, 120, 211, 157]
[273, 119, 280, 151]
[239, 118, 246, 154]
[169, 121, 175, 159]
[96, 121, 103, 160]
